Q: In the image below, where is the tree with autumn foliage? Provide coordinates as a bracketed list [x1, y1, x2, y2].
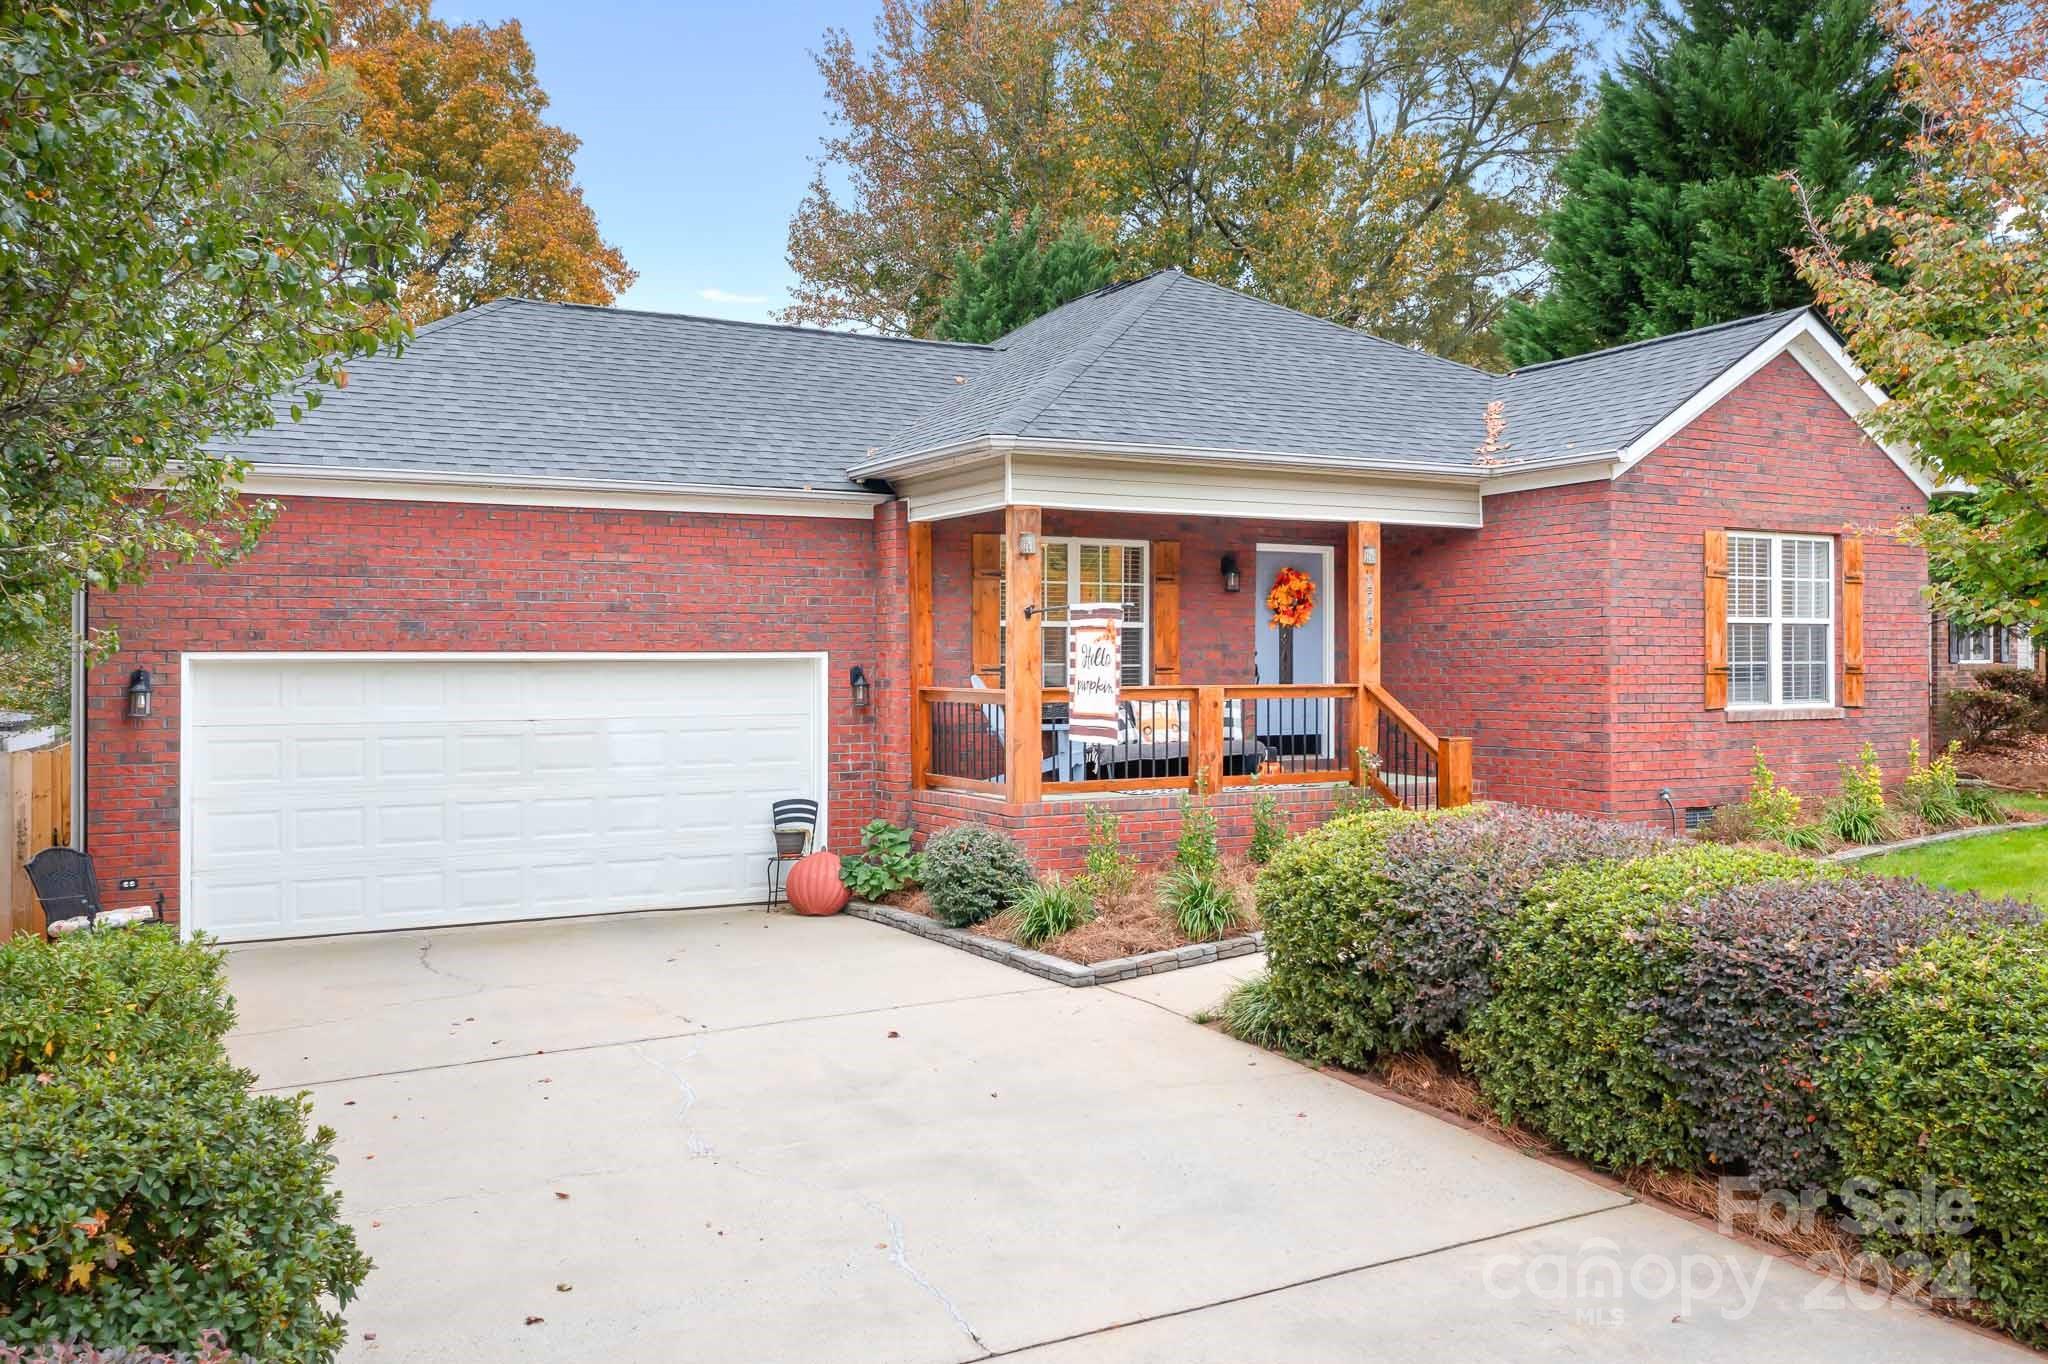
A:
[786, 0, 1624, 364]
[1791, 0, 2048, 634]
[311, 0, 634, 323]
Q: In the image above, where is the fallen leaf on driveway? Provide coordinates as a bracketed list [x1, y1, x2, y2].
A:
[886, 1030, 899, 1039]
[524, 1316, 545, 1326]
[553, 1191, 571, 1200]
[556, 1282, 573, 1292]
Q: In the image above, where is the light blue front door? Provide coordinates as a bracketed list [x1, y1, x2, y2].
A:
[1253, 547, 1331, 754]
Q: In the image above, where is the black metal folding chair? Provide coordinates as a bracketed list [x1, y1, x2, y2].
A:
[25, 847, 163, 938]
[765, 798, 820, 908]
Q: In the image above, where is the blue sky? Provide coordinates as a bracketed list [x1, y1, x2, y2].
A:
[454, 1, 883, 323]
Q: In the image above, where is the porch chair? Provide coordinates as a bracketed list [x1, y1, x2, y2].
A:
[764, 798, 819, 908]
[26, 847, 163, 938]
[968, 674, 1063, 781]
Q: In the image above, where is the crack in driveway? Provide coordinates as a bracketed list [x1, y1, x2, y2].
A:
[629, 1041, 990, 1354]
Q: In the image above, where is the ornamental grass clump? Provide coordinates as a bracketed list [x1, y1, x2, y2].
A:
[1900, 738, 1972, 829]
[1160, 863, 1242, 942]
[1008, 874, 1092, 947]
[1646, 876, 2035, 1194]
[1458, 845, 1831, 1170]
[920, 824, 1034, 927]
[1823, 921, 2048, 1342]
[1220, 972, 1290, 1051]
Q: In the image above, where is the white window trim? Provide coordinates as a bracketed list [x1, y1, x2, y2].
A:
[1041, 537, 1150, 688]
[1000, 537, 1152, 688]
[1727, 531, 1836, 710]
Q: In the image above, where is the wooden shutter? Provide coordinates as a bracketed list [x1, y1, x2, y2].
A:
[1948, 619, 1962, 665]
[971, 532, 1003, 685]
[1150, 541, 1181, 684]
[1842, 536, 1866, 707]
[1704, 531, 1730, 710]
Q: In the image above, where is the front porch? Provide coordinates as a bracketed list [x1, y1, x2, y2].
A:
[902, 504, 1473, 860]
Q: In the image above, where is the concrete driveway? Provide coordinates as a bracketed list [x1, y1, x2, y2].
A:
[226, 909, 2028, 1363]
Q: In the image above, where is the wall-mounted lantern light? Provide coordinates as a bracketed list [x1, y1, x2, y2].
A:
[1220, 552, 1242, 593]
[848, 665, 872, 709]
[1017, 531, 1039, 557]
[126, 668, 154, 719]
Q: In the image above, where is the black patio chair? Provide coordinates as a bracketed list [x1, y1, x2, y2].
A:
[25, 847, 163, 938]
[765, 798, 820, 908]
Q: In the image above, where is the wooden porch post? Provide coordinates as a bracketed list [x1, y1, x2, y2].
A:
[1344, 521, 1382, 686]
[1345, 522, 1382, 787]
[1003, 506, 1044, 803]
[908, 520, 933, 791]
[1439, 737, 1474, 808]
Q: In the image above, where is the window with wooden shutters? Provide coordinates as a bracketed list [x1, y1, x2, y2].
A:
[1726, 532, 1834, 708]
[997, 539, 1149, 687]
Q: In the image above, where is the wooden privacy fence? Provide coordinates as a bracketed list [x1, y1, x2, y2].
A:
[3, 742, 72, 940]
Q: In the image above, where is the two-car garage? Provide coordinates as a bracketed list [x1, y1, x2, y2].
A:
[181, 653, 827, 942]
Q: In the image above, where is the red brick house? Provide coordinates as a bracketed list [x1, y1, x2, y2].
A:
[79, 271, 1934, 940]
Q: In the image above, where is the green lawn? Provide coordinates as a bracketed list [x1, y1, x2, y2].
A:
[1997, 791, 2048, 817]
[1862, 825, 2048, 905]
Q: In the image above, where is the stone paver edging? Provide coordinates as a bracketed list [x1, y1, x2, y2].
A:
[1828, 820, 2041, 863]
[844, 900, 1262, 987]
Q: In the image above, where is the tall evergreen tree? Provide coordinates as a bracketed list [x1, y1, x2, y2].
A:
[1501, 0, 1910, 364]
[934, 212, 1115, 343]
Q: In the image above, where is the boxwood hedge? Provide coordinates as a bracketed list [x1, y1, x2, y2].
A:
[1823, 921, 2048, 1342]
[1457, 845, 1830, 1170]
[1257, 808, 1428, 1067]
[1646, 877, 2035, 1193]
[920, 824, 1034, 927]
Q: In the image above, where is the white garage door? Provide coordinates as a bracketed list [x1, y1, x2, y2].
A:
[183, 654, 825, 942]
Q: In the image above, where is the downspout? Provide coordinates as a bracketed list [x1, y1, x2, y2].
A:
[69, 587, 86, 850]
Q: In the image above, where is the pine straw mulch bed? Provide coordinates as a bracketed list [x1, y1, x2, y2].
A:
[1286, 1046, 2019, 1345]
[1958, 731, 2048, 797]
[883, 857, 1263, 965]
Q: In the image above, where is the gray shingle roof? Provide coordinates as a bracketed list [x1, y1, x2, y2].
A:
[869, 270, 1495, 466]
[219, 298, 994, 492]
[1492, 308, 1809, 465]
[221, 274, 1820, 492]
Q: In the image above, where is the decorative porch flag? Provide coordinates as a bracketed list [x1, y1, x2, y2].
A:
[1066, 604, 1123, 746]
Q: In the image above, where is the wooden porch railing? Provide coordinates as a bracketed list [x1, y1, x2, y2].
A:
[914, 683, 1470, 811]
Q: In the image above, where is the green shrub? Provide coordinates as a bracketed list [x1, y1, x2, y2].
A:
[0, 927, 235, 1081]
[1901, 739, 1969, 829]
[1646, 877, 2034, 1194]
[1458, 845, 1829, 1170]
[920, 824, 1034, 927]
[840, 819, 924, 900]
[1220, 972, 1289, 1050]
[1257, 808, 1423, 1067]
[1009, 875, 1091, 947]
[1958, 782, 2006, 823]
[1161, 864, 1242, 942]
[1823, 744, 1894, 845]
[1174, 776, 1220, 874]
[1375, 806, 1674, 1049]
[1075, 805, 1136, 903]
[1740, 746, 1803, 843]
[1246, 789, 1289, 865]
[1974, 664, 2048, 719]
[1942, 685, 2036, 752]
[0, 1059, 367, 1364]
[1823, 922, 2048, 1341]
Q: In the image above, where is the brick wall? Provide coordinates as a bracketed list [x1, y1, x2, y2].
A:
[1603, 353, 1929, 822]
[909, 784, 1351, 873]
[85, 495, 905, 918]
[1382, 481, 1614, 814]
[1387, 352, 1929, 824]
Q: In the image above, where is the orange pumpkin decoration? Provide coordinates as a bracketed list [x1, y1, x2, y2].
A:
[786, 850, 851, 916]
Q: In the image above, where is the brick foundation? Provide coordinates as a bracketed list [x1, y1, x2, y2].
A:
[908, 783, 1353, 873]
